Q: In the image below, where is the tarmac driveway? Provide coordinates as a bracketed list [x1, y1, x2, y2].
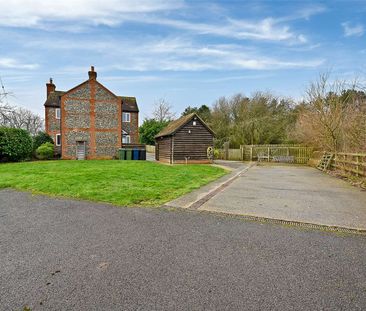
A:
[199, 164, 366, 230]
[1, 189, 366, 310]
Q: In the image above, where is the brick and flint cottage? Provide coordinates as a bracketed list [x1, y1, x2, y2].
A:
[44, 66, 139, 159]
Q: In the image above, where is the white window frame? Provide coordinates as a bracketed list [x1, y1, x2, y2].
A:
[122, 112, 130, 122]
[122, 135, 131, 144]
[55, 134, 61, 146]
[55, 108, 61, 119]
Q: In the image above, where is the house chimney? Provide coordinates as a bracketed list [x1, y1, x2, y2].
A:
[88, 66, 97, 80]
[46, 78, 56, 98]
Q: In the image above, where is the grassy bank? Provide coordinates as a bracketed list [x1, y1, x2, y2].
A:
[0, 160, 226, 206]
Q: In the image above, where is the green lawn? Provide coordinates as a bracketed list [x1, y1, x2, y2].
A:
[0, 160, 226, 206]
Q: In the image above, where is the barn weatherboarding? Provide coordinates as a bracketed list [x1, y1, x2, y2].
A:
[155, 113, 215, 164]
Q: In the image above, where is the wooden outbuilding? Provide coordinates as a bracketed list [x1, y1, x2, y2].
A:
[155, 113, 215, 164]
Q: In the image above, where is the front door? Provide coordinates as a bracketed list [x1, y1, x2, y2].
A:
[76, 141, 86, 160]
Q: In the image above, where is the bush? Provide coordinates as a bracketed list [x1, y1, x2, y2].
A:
[0, 127, 33, 162]
[33, 131, 54, 151]
[214, 148, 220, 159]
[36, 142, 54, 160]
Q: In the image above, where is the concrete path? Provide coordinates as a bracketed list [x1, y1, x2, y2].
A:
[199, 165, 366, 230]
[166, 160, 250, 209]
[1, 189, 366, 310]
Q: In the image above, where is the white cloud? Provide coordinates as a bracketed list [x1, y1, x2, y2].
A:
[0, 0, 312, 45]
[297, 5, 327, 20]
[0, 0, 183, 27]
[277, 4, 327, 22]
[342, 22, 364, 37]
[228, 57, 323, 70]
[141, 16, 306, 43]
[0, 58, 38, 69]
[22, 35, 323, 72]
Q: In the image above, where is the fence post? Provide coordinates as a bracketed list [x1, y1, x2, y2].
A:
[250, 146, 253, 161]
[224, 142, 229, 160]
[267, 147, 270, 162]
[334, 153, 337, 170]
[356, 155, 359, 177]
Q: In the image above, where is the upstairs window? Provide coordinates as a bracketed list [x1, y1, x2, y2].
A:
[122, 112, 130, 122]
[55, 134, 61, 146]
[55, 108, 61, 119]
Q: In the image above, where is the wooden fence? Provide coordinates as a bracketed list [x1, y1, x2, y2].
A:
[215, 148, 242, 161]
[146, 145, 155, 153]
[331, 152, 366, 177]
[215, 144, 312, 164]
[241, 144, 313, 164]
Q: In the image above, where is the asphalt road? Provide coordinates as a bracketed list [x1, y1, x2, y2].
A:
[1, 189, 366, 310]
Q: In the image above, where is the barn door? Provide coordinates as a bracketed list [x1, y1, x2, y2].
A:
[76, 141, 86, 160]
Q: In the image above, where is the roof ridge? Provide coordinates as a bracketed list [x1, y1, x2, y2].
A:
[155, 113, 197, 138]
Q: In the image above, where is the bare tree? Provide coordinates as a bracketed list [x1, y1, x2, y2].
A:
[0, 78, 44, 135]
[293, 73, 366, 152]
[210, 92, 295, 148]
[152, 98, 175, 122]
[12, 108, 43, 135]
[0, 103, 14, 122]
[0, 106, 44, 135]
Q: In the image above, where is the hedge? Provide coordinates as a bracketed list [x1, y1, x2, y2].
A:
[0, 127, 33, 162]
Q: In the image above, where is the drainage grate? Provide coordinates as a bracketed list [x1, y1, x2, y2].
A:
[198, 210, 366, 235]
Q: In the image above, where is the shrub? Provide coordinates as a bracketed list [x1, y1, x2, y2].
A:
[36, 142, 54, 160]
[33, 131, 54, 151]
[214, 149, 220, 159]
[0, 127, 33, 162]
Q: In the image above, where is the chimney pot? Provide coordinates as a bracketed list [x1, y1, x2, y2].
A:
[88, 66, 97, 80]
[46, 78, 56, 98]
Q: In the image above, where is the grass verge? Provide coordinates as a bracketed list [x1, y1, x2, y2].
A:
[0, 160, 227, 206]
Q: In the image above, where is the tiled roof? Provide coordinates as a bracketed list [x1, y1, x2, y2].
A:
[119, 96, 139, 112]
[44, 91, 65, 107]
[155, 113, 215, 138]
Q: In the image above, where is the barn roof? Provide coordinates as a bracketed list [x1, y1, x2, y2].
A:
[155, 113, 215, 138]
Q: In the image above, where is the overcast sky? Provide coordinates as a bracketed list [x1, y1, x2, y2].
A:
[0, 0, 365, 119]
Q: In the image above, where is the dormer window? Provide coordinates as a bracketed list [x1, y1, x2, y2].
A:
[55, 108, 61, 119]
[123, 112, 130, 122]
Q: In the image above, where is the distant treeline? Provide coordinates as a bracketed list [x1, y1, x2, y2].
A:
[181, 74, 366, 152]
